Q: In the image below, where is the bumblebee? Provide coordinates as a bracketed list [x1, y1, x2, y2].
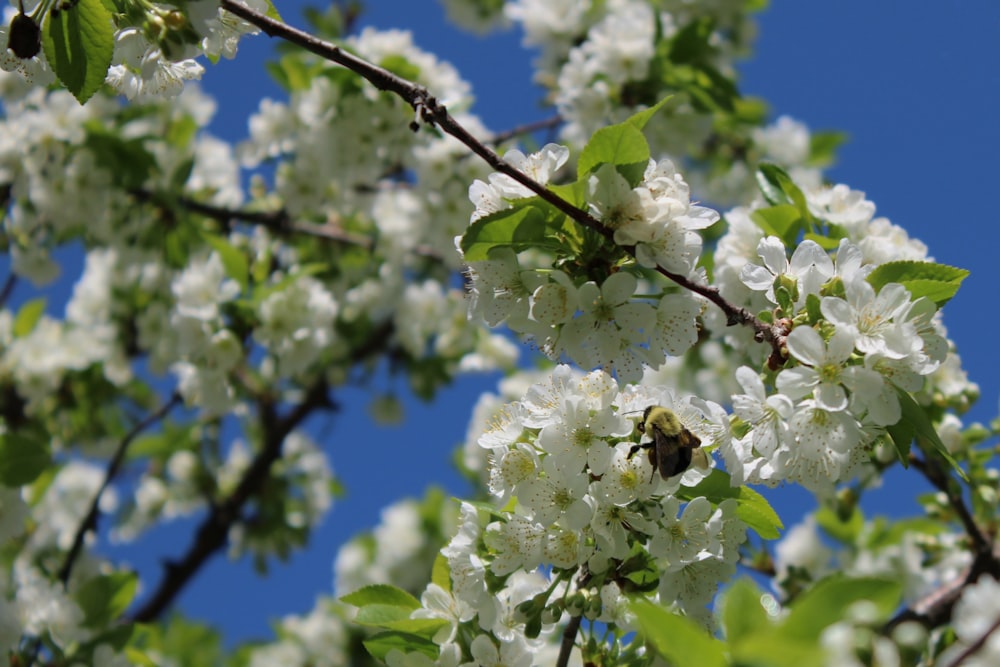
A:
[629, 406, 705, 480]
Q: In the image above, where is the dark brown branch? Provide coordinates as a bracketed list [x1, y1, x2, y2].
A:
[217, 0, 783, 355]
[129, 380, 334, 622]
[0, 273, 16, 310]
[130, 188, 444, 261]
[557, 613, 582, 667]
[884, 534, 1000, 634]
[57, 392, 182, 586]
[947, 614, 1000, 667]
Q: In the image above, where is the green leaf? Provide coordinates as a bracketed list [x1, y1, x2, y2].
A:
[13, 298, 46, 337]
[262, 0, 282, 21]
[781, 575, 901, 639]
[625, 96, 672, 131]
[84, 127, 158, 190]
[720, 578, 770, 644]
[750, 204, 802, 246]
[353, 603, 414, 627]
[0, 429, 52, 486]
[678, 469, 784, 539]
[340, 584, 421, 610]
[866, 260, 969, 307]
[75, 572, 139, 628]
[631, 598, 727, 667]
[41, 0, 114, 104]
[362, 631, 438, 662]
[886, 416, 914, 466]
[755, 162, 807, 212]
[815, 506, 864, 545]
[373, 617, 449, 638]
[577, 123, 650, 181]
[203, 234, 249, 291]
[431, 553, 451, 593]
[733, 635, 824, 667]
[459, 205, 555, 262]
[895, 387, 968, 481]
[808, 131, 847, 168]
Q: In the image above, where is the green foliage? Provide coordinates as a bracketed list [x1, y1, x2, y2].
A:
[890, 387, 969, 480]
[577, 123, 650, 184]
[342, 584, 447, 661]
[130, 614, 225, 667]
[459, 203, 558, 262]
[631, 598, 728, 667]
[0, 425, 52, 486]
[719, 578, 771, 644]
[722, 575, 902, 667]
[204, 233, 250, 291]
[755, 162, 808, 213]
[41, 0, 114, 104]
[84, 126, 159, 190]
[75, 571, 139, 629]
[12, 297, 46, 337]
[677, 469, 784, 539]
[866, 260, 969, 307]
[750, 204, 802, 248]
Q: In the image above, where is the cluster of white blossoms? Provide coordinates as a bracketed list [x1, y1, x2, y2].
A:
[719, 237, 948, 492]
[464, 144, 710, 383]
[392, 366, 747, 663]
[588, 157, 720, 275]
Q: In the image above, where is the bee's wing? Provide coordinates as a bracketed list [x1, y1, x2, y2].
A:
[678, 428, 702, 449]
[652, 429, 682, 479]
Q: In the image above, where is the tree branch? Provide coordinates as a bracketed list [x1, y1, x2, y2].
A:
[489, 114, 563, 146]
[0, 273, 16, 310]
[129, 188, 444, 261]
[128, 379, 334, 622]
[217, 0, 783, 356]
[57, 392, 182, 586]
[556, 613, 581, 667]
[947, 614, 1000, 667]
[910, 453, 991, 555]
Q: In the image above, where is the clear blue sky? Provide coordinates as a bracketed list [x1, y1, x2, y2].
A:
[110, 1, 1000, 647]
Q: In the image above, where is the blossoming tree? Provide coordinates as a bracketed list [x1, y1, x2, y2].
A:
[0, 0, 995, 666]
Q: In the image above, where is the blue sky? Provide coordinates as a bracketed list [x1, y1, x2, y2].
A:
[114, 1, 1000, 646]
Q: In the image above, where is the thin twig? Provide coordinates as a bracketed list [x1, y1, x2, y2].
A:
[557, 614, 582, 667]
[947, 614, 1000, 667]
[57, 392, 182, 586]
[910, 454, 990, 555]
[217, 0, 783, 355]
[130, 188, 444, 261]
[489, 115, 563, 146]
[0, 273, 16, 309]
[128, 380, 334, 622]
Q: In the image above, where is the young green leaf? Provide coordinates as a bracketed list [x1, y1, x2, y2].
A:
[0, 430, 52, 486]
[866, 260, 969, 307]
[895, 387, 968, 481]
[780, 575, 901, 639]
[203, 234, 250, 291]
[42, 0, 114, 104]
[577, 123, 650, 182]
[459, 204, 555, 262]
[362, 631, 438, 661]
[340, 583, 421, 610]
[631, 598, 728, 667]
[13, 297, 46, 337]
[720, 578, 770, 644]
[677, 469, 784, 539]
[75, 572, 139, 629]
